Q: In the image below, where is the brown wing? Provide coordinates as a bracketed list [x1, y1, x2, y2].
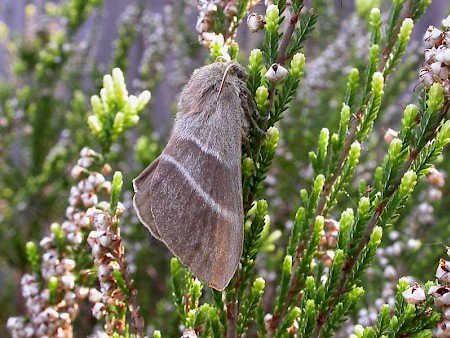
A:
[149, 134, 244, 290]
[133, 157, 162, 240]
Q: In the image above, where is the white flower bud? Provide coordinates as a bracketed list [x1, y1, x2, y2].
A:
[436, 47, 450, 65]
[444, 307, 450, 320]
[77, 156, 94, 168]
[61, 258, 76, 271]
[40, 289, 50, 302]
[7, 317, 25, 330]
[61, 221, 77, 233]
[115, 202, 125, 216]
[70, 165, 84, 179]
[202, 2, 217, 15]
[97, 264, 112, 282]
[99, 233, 112, 247]
[80, 147, 96, 158]
[430, 62, 449, 80]
[425, 47, 438, 63]
[437, 259, 450, 283]
[427, 167, 445, 188]
[224, 2, 238, 17]
[68, 195, 79, 207]
[97, 201, 110, 211]
[182, 329, 198, 338]
[81, 192, 98, 208]
[442, 14, 450, 28]
[402, 283, 426, 304]
[101, 282, 114, 295]
[87, 230, 100, 247]
[384, 128, 398, 143]
[88, 173, 106, 189]
[99, 181, 112, 193]
[76, 287, 90, 299]
[78, 180, 94, 193]
[67, 232, 82, 245]
[92, 302, 106, 320]
[424, 26, 443, 47]
[42, 251, 59, 264]
[64, 292, 76, 306]
[420, 67, 435, 87]
[89, 288, 103, 303]
[42, 308, 59, 321]
[22, 283, 40, 298]
[65, 206, 75, 220]
[59, 312, 71, 324]
[265, 63, 288, 83]
[94, 213, 109, 230]
[406, 238, 422, 251]
[39, 237, 53, 249]
[92, 244, 102, 257]
[435, 319, 450, 337]
[196, 16, 209, 33]
[247, 13, 265, 33]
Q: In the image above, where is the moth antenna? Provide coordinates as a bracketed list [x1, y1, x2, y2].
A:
[217, 63, 235, 99]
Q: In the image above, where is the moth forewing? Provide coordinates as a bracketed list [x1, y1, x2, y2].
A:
[133, 62, 252, 290]
[132, 157, 162, 240]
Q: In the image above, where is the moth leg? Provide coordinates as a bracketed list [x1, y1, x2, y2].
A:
[245, 107, 267, 137]
[240, 86, 267, 137]
[241, 128, 253, 157]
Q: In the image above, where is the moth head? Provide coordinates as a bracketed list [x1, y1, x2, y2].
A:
[224, 61, 248, 81]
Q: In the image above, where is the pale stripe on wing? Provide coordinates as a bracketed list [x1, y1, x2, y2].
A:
[160, 153, 240, 225]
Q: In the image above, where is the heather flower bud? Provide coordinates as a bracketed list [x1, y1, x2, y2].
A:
[399, 171, 417, 196]
[242, 157, 254, 177]
[290, 53, 305, 78]
[398, 18, 414, 43]
[430, 62, 448, 80]
[112, 68, 127, 105]
[437, 259, 450, 283]
[424, 25, 443, 47]
[265, 63, 288, 83]
[87, 115, 102, 135]
[436, 47, 450, 65]
[78, 155, 94, 168]
[249, 49, 262, 70]
[255, 86, 269, 111]
[383, 128, 398, 143]
[89, 288, 102, 303]
[61, 275, 75, 289]
[427, 168, 445, 188]
[402, 104, 418, 129]
[388, 138, 402, 158]
[136, 90, 151, 111]
[443, 14, 450, 29]
[402, 283, 426, 304]
[265, 126, 279, 151]
[247, 13, 265, 32]
[92, 302, 106, 320]
[371, 71, 384, 95]
[420, 67, 434, 87]
[428, 83, 445, 113]
[429, 285, 450, 307]
[224, 2, 238, 17]
[265, 4, 279, 29]
[112, 112, 125, 135]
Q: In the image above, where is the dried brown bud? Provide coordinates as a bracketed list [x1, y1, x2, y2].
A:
[247, 13, 265, 33]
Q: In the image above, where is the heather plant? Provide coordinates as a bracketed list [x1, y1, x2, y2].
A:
[3, 0, 450, 337]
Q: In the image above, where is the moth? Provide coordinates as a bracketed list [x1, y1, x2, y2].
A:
[133, 61, 255, 291]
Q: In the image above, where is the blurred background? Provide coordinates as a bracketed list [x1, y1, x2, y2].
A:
[0, 0, 449, 336]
